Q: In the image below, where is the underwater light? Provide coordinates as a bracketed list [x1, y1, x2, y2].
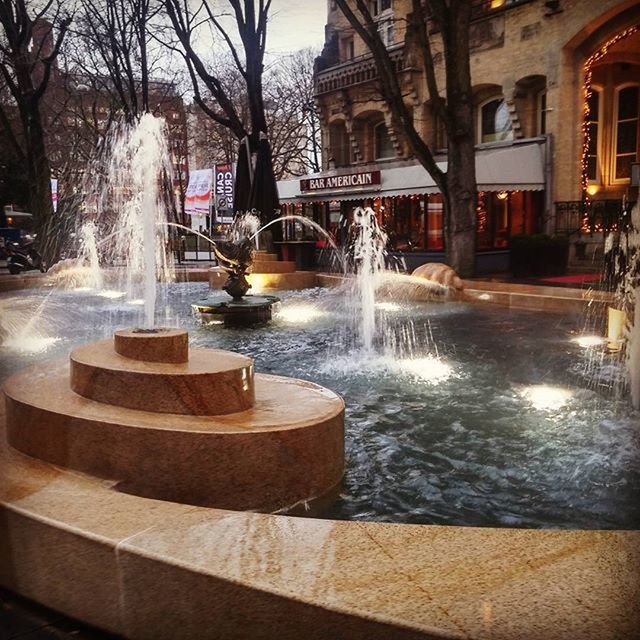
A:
[277, 305, 325, 324]
[398, 356, 453, 383]
[520, 385, 573, 411]
[375, 302, 401, 311]
[97, 290, 126, 299]
[571, 335, 605, 348]
[3, 336, 60, 354]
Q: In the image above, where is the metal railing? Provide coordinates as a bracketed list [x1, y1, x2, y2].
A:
[315, 45, 405, 96]
[555, 199, 625, 235]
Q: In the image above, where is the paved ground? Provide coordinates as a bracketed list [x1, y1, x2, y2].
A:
[0, 589, 119, 639]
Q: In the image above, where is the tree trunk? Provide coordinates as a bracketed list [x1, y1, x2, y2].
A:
[24, 106, 56, 265]
[445, 137, 476, 278]
[441, 0, 476, 278]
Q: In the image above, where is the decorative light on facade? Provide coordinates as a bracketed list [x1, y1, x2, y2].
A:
[580, 25, 639, 231]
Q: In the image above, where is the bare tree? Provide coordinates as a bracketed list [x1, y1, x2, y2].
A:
[164, 0, 281, 231]
[334, 0, 477, 277]
[0, 0, 72, 262]
[187, 48, 321, 179]
[63, 0, 189, 224]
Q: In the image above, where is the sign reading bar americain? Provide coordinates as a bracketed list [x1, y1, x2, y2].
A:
[300, 170, 381, 192]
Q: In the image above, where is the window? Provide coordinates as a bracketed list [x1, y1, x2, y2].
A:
[479, 97, 513, 144]
[341, 36, 354, 61]
[329, 121, 350, 167]
[370, 0, 391, 16]
[374, 122, 394, 159]
[586, 87, 602, 182]
[537, 90, 547, 135]
[377, 19, 394, 46]
[613, 85, 639, 182]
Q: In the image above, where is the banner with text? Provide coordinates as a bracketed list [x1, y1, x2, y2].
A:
[185, 169, 213, 229]
[214, 163, 235, 224]
[51, 178, 58, 213]
[300, 170, 381, 193]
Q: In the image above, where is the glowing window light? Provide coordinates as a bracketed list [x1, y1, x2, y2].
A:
[398, 356, 453, 384]
[277, 305, 325, 324]
[520, 385, 573, 411]
[127, 299, 145, 305]
[571, 335, 605, 348]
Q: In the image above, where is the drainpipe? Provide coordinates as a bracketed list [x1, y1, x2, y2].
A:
[543, 133, 554, 235]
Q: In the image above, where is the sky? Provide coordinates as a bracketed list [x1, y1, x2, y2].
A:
[264, 1, 327, 54]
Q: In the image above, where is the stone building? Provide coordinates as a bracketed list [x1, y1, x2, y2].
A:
[277, 0, 640, 272]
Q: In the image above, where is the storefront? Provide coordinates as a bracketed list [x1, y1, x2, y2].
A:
[277, 138, 547, 273]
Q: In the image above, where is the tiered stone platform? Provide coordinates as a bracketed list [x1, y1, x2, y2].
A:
[4, 329, 344, 512]
[209, 250, 317, 291]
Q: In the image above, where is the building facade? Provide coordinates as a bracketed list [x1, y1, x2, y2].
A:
[277, 0, 640, 272]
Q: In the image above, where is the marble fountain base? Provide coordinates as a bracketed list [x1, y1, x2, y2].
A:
[3, 328, 344, 512]
[1, 331, 638, 639]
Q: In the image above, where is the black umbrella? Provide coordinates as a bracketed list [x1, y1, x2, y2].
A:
[248, 133, 281, 241]
[233, 136, 253, 214]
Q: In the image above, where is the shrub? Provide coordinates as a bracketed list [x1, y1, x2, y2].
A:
[510, 234, 569, 278]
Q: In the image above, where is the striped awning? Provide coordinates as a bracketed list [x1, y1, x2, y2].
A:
[278, 138, 546, 203]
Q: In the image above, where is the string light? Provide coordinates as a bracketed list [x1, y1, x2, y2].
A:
[580, 25, 639, 231]
[476, 191, 487, 233]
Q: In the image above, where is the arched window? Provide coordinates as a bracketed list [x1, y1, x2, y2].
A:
[613, 84, 639, 182]
[374, 121, 394, 159]
[478, 97, 513, 144]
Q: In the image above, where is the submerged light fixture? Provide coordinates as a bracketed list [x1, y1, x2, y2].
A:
[520, 385, 573, 411]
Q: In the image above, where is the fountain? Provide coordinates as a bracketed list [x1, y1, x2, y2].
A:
[3, 326, 344, 510]
[1, 121, 639, 639]
[603, 200, 640, 409]
[191, 216, 281, 325]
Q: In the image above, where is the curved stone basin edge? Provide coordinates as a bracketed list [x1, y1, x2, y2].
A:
[1, 407, 638, 640]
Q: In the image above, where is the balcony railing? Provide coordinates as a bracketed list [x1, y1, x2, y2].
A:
[315, 44, 405, 96]
[555, 200, 626, 235]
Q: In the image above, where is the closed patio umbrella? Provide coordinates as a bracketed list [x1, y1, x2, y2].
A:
[233, 136, 253, 214]
[248, 133, 281, 241]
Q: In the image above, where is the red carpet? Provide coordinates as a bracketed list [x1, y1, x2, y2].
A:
[538, 273, 602, 285]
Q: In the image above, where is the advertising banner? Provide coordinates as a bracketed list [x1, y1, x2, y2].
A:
[214, 163, 235, 224]
[185, 169, 212, 229]
[51, 178, 58, 213]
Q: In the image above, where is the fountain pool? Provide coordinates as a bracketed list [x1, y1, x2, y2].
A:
[1, 282, 638, 530]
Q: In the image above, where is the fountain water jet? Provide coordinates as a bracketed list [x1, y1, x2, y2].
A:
[51, 114, 175, 325]
[603, 200, 640, 409]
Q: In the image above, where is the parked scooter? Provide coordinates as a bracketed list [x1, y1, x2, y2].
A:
[6, 241, 46, 275]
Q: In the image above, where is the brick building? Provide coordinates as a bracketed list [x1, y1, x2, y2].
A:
[277, 0, 640, 272]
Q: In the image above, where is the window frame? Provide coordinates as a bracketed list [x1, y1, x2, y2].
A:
[477, 95, 514, 145]
[536, 89, 547, 136]
[373, 120, 395, 160]
[611, 82, 640, 185]
[586, 84, 603, 185]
